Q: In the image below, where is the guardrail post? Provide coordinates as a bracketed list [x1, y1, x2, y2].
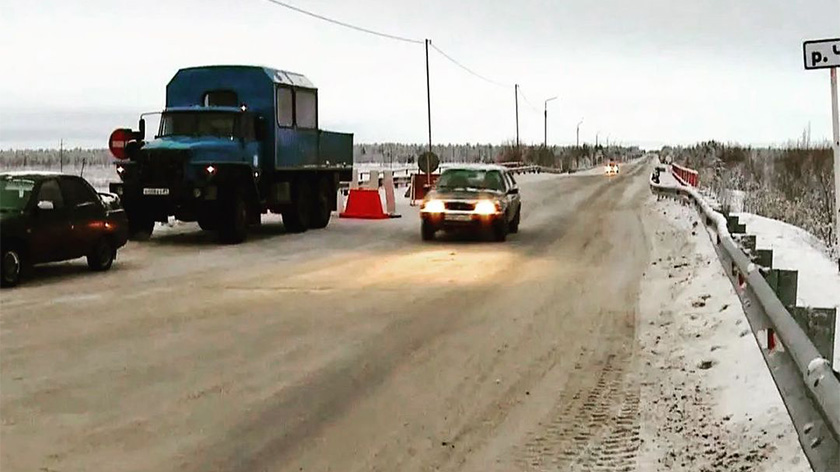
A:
[765, 269, 799, 309]
[756, 249, 774, 269]
[739, 234, 757, 253]
[791, 307, 837, 365]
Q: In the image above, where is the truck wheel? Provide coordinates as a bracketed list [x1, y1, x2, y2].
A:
[87, 238, 115, 271]
[128, 213, 154, 241]
[219, 193, 248, 244]
[309, 178, 332, 229]
[1, 246, 24, 287]
[198, 217, 218, 231]
[283, 184, 311, 233]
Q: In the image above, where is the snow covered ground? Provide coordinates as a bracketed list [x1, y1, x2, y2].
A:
[661, 165, 840, 369]
[637, 193, 808, 472]
[735, 212, 840, 368]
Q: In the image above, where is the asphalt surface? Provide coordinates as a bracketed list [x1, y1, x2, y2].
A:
[1, 160, 653, 472]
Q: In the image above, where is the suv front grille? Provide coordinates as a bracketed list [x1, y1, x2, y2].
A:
[445, 201, 475, 211]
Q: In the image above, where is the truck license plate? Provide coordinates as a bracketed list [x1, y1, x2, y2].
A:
[143, 188, 170, 196]
[446, 213, 472, 222]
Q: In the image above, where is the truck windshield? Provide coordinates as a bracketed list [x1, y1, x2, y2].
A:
[0, 177, 36, 212]
[159, 112, 238, 139]
[437, 169, 505, 192]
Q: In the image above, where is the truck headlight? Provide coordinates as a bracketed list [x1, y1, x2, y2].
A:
[474, 200, 500, 215]
[422, 200, 445, 213]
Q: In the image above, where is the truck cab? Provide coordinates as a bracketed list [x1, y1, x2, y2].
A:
[109, 65, 353, 243]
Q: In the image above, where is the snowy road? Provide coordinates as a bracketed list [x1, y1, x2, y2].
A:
[0, 159, 796, 471]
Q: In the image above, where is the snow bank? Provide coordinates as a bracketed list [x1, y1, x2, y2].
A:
[637, 194, 808, 471]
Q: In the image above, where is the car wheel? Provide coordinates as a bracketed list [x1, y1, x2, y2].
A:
[493, 218, 508, 242]
[509, 207, 521, 234]
[219, 193, 248, 244]
[1, 247, 24, 287]
[87, 238, 115, 271]
[421, 220, 435, 241]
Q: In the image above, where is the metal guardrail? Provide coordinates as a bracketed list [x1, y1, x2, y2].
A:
[650, 176, 840, 472]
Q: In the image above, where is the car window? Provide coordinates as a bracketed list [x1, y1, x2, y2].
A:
[36, 179, 65, 209]
[507, 172, 518, 187]
[485, 171, 506, 191]
[60, 177, 97, 207]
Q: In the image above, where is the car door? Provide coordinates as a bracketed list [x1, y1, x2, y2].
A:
[60, 176, 104, 258]
[28, 178, 73, 263]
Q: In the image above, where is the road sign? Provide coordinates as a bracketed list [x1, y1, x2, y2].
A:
[803, 38, 840, 271]
[803, 38, 840, 70]
[418, 151, 439, 174]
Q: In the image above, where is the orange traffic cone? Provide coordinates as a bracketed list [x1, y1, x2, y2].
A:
[339, 188, 389, 219]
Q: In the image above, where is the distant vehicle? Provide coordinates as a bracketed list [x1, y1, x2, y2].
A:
[0, 172, 129, 287]
[108, 65, 353, 243]
[419, 165, 522, 242]
[605, 161, 620, 175]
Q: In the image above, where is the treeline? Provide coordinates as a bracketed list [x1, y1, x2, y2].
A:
[2, 143, 645, 172]
[662, 141, 836, 251]
[0, 148, 113, 169]
[357, 142, 644, 171]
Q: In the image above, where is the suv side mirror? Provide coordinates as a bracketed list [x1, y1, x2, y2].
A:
[37, 201, 55, 211]
[507, 187, 519, 195]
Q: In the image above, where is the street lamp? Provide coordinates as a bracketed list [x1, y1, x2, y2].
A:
[544, 96, 558, 148]
[576, 119, 584, 147]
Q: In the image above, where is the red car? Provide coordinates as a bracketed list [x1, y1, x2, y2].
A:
[0, 172, 129, 287]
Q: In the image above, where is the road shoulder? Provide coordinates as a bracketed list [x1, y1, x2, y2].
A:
[635, 191, 809, 471]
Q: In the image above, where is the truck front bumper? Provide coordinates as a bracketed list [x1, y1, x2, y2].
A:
[109, 182, 220, 221]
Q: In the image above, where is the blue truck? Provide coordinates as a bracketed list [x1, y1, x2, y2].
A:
[108, 65, 353, 243]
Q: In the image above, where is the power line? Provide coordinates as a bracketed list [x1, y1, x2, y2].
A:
[429, 43, 510, 88]
[261, 0, 423, 45]
[516, 87, 542, 114]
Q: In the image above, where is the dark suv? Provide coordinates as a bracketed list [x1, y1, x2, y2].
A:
[0, 172, 129, 287]
[419, 165, 522, 242]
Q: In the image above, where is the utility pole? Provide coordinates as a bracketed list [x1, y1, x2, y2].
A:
[59, 139, 63, 172]
[831, 67, 839, 269]
[544, 96, 557, 148]
[514, 84, 520, 153]
[424, 39, 432, 179]
[576, 119, 584, 147]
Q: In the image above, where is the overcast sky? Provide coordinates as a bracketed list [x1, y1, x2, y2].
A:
[1, 0, 838, 149]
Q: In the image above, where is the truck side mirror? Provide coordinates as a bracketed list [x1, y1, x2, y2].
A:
[137, 118, 146, 141]
[254, 116, 266, 141]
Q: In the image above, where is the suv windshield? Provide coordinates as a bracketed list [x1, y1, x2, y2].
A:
[159, 112, 239, 139]
[0, 177, 36, 211]
[437, 169, 505, 192]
